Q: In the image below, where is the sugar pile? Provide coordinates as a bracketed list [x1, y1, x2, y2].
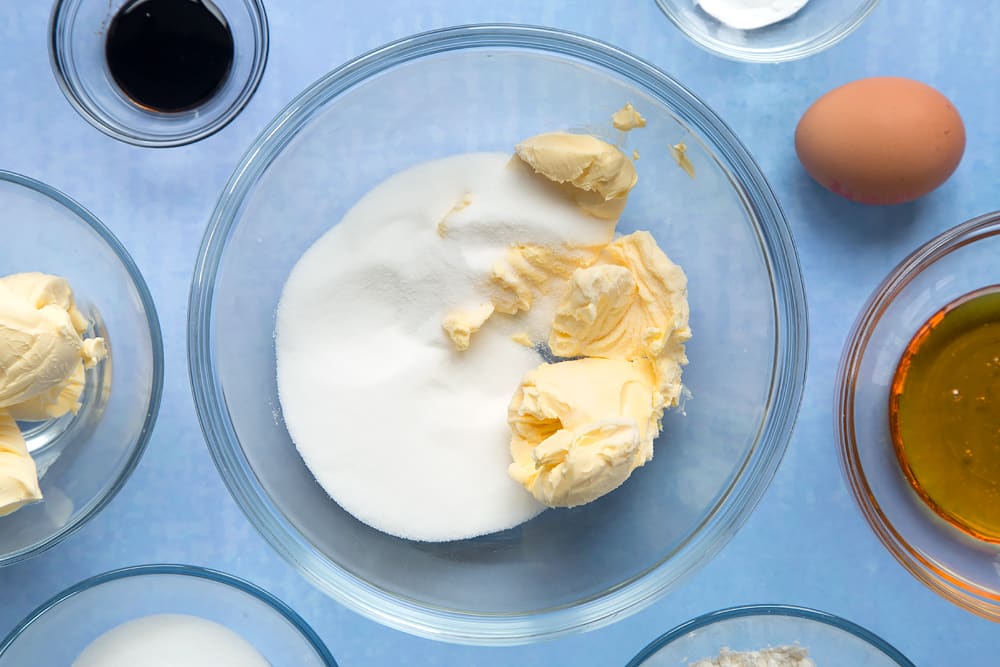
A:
[276, 153, 615, 541]
[73, 614, 269, 667]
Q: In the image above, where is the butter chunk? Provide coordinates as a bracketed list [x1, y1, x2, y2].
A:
[0, 409, 42, 516]
[611, 103, 647, 131]
[489, 243, 601, 316]
[515, 132, 637, 220]
[0, 273, 105, 408]
[7, 361, 86, 421]
[511, 332, 534, 348]
[548, 231, 690, 406]
[442, 302, 494, 351]
[0, 272, 110, 517]
[508, 357, 663, 507]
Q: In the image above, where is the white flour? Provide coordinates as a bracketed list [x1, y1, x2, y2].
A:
[695, 0, 810, 30]
[690, 646, 815, 667]
[276, 153, 614, 541]
[73, 614, 268, 667]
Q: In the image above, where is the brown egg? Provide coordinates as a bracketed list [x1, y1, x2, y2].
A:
[795, 77, 965, 205]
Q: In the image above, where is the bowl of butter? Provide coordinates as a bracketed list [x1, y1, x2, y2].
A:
[0, 171, 162, 566]
[189, 24, 807, 644]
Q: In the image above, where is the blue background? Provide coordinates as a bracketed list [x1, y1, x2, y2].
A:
[1, 1, 998, 664]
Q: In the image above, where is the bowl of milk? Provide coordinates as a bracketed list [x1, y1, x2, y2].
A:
[0, 564, 336, 666]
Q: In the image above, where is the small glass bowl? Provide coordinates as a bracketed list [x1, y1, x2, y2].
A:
[0, 564, 337, 666]
[49, 0, 269, 147]
[836, 211, 1000, 622]
[0, 171, 163, 566]
[189, 24, 808, 644]
[627, 605, 914, 665]
[654, 0, 881, 62]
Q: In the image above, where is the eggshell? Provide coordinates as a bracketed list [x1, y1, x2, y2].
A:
[795, 77, 965, 205]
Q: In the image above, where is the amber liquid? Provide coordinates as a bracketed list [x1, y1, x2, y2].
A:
[890, 286, 1000, 542]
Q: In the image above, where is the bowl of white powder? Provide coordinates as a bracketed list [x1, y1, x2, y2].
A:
[189, 24, 807, 644]
[627, 605, 914, 666]
[654, 0, 881, 62]
[0, 564, 337, 666]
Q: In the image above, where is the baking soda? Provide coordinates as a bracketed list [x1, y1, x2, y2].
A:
[696, 0, 810, 30]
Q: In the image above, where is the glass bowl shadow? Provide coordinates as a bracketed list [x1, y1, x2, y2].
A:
[654, 0, 881, 63]
[836, 211, 1000, 622]
[0, 564, 337, 666]
[626, 605, 914, 666]
[189, 24, 808, 644]
[0, 170, 163, 566]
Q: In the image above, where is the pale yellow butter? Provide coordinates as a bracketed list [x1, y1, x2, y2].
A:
[671, 142, 696, 179]
[514, 132, 637, 220]
[0, 410, 42, 516]
[0, 273, 108, 516]
[511, 332, 534, 348]
[442, 303, 494, 352]
[503, 130, 691, 508]
[508, 357, 662, 507]
[430, 125, 690, 509]
[611, 103, 647, 131]
[7, 362, 86, 421]
[549, 230, 691, 407]
[509, 232, 691, 507]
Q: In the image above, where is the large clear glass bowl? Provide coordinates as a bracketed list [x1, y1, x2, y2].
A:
[627, 605, 914, 666]
[189, 24, 808, 644]
[0, 170, 163, 566]
[0, 564, 337, 665]
[654, 0, 881, 63]
[836, 211, 1000, 621]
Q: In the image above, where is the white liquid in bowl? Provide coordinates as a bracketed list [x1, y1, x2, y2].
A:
[73, 613, 269, 667]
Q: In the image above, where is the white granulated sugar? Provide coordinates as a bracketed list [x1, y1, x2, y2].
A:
[276, 152, 614, 541]
[689, 646, 815, 667]
[695, 0, 810, 30]
[73, 614, 269, 667]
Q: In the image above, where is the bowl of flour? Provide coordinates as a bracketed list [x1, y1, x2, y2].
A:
[189, 24, 807, 644]
[654, 0, 881, 62]
[627, 605, 914, 666]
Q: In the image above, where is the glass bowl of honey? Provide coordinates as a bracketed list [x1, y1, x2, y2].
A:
[836, 210, 1000, 621]
[50, 0, 268, 147]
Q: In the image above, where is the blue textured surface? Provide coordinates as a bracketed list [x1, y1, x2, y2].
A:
[0, 1, 997, 665]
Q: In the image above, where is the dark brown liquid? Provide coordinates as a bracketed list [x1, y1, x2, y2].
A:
[105, 0, 234, 113]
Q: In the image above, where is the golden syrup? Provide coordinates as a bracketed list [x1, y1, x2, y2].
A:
[890, 286, 1000, 542]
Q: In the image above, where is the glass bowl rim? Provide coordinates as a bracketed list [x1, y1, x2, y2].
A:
[0, 563, 338, 665]
[48, 0, 270, 148]
[835, 210, 1000, 621]
[188, 22, 808, 644]
[653, 0, 882, 63]
[0, 169, 164, 567]
[625, 604, 915, 666]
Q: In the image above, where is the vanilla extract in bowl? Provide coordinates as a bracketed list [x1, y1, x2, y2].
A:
[890, 286, 1000, 542]
[105, 0, 235, 113]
